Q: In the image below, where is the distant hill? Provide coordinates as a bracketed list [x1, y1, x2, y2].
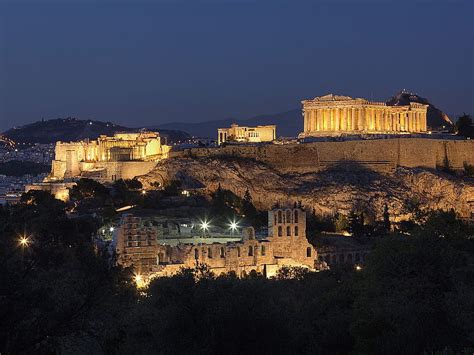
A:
[155, 109, 302, 138]
[386, 91, 453, 129]
[2, 118, 190, 144]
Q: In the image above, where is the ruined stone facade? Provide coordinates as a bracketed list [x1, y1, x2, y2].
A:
[115, 207, 318, 279]
[218, 124, 276, 145]
[47, 132, 170, 182]
[300, 94, 428, 137]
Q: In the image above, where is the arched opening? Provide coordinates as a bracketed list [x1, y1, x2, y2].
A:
[261, 245, 266, 256]
[306, 247, 312, 257]
[286, 226, 291, 236]
[237, 247, 241, 257]
[248, 246, 253, 256]
[294, 210, 298, 223]
[220, 247, 225, 258]
[294, 226, 299, 236]
[278, 226, 282, 237]
[208, 248, 213, 258]
[194, 248, 199, 259]
[278, 210, 282, 223]
[286, 210, 291, 223]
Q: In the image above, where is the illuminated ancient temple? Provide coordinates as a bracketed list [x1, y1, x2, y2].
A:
[299, 94, 428, 137]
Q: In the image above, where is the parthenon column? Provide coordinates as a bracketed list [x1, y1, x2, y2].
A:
[342, 108, 348, 131]
[376, 109, 380, 130]
[335, 108, 340, 131]
[314, 110, 319, 131]
[357, 108, 363, 130]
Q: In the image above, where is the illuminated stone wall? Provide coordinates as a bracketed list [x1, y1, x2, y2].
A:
[177, 138, 474, 174]
[300, 94, 428, 137]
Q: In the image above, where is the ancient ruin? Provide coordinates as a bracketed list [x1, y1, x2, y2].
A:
[47, 131, 170, 182]
[115, 207, 325, 280]
[300, 94, 428, 137]
[217, 123, 276, 145]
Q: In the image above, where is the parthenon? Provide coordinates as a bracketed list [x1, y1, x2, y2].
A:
[299, 94, 428, 137]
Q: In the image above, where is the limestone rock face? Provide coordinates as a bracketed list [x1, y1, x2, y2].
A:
[139, 157, 473, 221]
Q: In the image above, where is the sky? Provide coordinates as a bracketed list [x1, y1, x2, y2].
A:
[0, 0, 473, 131]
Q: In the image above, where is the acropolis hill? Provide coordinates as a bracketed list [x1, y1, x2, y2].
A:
[141, 139, 474, 223]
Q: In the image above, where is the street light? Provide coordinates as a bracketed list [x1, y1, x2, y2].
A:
[229, 220, 239, 234]
[200, 220, 210, 235]
[141, 190, 147, 195]
[19, 236, 30, 247]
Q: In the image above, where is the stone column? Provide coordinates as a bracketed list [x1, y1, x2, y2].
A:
[315, 109, 320, 131]
[335, 108, 340, 131]
[375, 109, 379, 131]
[358, 108, 364, 130]
[342, 108, 348, 131]
[365, 107, 370, 131]
[330, 109, 334, 131]
[303, 110, 309, 132]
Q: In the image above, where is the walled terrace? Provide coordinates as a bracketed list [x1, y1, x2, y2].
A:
[171, 138, 474, 174]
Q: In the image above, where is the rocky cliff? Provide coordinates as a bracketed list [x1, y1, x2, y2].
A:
[139, 156, 474, 222]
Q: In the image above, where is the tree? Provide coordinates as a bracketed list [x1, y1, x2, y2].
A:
[70, 178, 109, 201]
[382, 204, 390, 232]
[242, 189, 257, 221]
[456, 113, 473, 138]
[334, 213, 349, 233]
[348, 210, 364, 237]
[352, 212, 474, 354]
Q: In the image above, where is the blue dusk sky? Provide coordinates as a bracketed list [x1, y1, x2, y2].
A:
[0, 0, 472, 131]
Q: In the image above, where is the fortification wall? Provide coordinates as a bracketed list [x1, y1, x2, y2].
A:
[173, 138, 474, 174]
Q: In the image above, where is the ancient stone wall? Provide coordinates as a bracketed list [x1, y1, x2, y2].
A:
[174, 139, 474, 174]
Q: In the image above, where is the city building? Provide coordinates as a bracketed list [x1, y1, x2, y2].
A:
[217, 124, 276, 145]
[47, 131, 171, 182]
[299, 94, 428, 137]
